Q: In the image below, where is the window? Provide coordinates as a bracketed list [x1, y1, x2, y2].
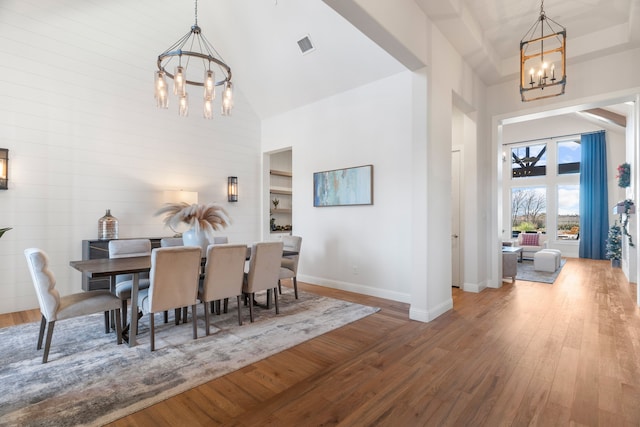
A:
[511, 187, 546, 234]
[557, 140, 580, 174]
[557, 185, 580, 239]
[512, 144, 546, 178]
[506, 137, 580, 242]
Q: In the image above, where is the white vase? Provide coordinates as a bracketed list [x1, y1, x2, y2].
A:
[182, 227, 209, 256]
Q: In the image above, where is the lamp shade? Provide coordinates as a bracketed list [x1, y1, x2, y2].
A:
[163, 190, 198, 205]
[228, 176, 238, 202]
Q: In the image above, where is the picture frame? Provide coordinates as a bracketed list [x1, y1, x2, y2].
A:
[313, 164, 373, 207]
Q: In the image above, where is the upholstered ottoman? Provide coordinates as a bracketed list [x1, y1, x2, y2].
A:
[541, 249, 562, 269]
[534, 250, 558, 272]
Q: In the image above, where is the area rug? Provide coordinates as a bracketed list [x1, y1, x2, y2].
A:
[0, 288, 379, 427]
[515, 259, 566, 283]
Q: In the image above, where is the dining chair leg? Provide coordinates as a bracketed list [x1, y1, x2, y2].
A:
[266, 289, 271, 309]
[278, 279, 282, 295]
[42, 320, 55, 363]
[214, 300, 221, 315]
[175, 308, 181, 325]
[121, 300, 128, 330]
[182, 307, 188, 323]
[149, 313, 155, 351]
[293, 277, 298, 299]
[274, 287, 279, 315]
[104, 311, 110, 333]
[223, 298, 229, 314]
[249, 293, 254, 322]
[164, 311, 169, 324]
[115, 309, 123, 345]
[37, 315, 46, 350]
[204, 301, 211, 336]
[236, 295, 243, 326]
[191, 304, 198, 340]
[210, 301, 215, 314]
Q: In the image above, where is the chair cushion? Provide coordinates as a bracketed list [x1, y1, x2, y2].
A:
[57, 291, 122, 321]
[115, 278, 151, 299]
[279, 266, 295, 280]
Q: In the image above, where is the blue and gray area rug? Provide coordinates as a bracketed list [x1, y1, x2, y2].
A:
[516, 259, 566, 284]
[0, 288, 379, 426]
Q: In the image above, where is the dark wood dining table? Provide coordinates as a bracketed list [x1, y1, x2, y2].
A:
[70, 256, 150, 347]
[69, 246, 299, 347]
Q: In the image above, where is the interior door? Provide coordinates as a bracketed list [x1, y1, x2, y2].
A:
[451, 149, 462, 287]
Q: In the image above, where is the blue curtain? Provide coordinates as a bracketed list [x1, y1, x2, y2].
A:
[579, 131, 609, 259]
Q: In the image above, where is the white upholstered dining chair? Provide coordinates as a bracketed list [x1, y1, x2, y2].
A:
[137, 246, 201, 351]
[198, 244, 247, 334]
[24, 248, 123, 363]
[278, 235, 302, 299]
[160, 237, 183, 247]
[243, 241, 283, 322]
[108, 239, 152, 329]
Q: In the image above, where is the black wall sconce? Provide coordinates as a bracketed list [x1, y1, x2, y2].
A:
[227, 176, 238, 202]
[0, 149, 8, 190]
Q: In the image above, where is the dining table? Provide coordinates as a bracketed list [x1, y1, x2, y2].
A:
[69, 256, 150, 347]
[69, 246, 299, 347]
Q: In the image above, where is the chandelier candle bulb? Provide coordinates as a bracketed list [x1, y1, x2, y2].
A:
[174, 66, 186, 96]
[204, 70, 215, 100]
[179, 93, 189, 116]
[203, 98, 213, 119]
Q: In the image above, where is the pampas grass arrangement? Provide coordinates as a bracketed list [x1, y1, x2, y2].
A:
[155, 202, 230, 239]
[0, 227, 11, 239]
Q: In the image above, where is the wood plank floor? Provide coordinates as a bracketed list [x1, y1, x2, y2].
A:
[3, 258, 639, 426]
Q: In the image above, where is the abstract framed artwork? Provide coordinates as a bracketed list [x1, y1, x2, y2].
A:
[313, 164, 373, 207]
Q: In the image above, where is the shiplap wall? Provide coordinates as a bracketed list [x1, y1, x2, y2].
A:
[0, 0, 262, 313]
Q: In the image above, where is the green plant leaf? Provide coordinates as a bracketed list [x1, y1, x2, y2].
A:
[0, 227, 12, 239]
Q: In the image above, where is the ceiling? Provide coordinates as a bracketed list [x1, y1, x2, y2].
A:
[417, 0, 640, 85]
[153, 0, 639, 119]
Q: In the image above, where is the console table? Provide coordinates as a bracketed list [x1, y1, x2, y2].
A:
[80, 238, 164, 291]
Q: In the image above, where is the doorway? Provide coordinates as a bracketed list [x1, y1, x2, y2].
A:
[451, 148, 462, 287]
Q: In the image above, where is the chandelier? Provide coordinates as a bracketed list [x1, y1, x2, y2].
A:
[154, 0, 233, 118]
[520, 0, 566, 102]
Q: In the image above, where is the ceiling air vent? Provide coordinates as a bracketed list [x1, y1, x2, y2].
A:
[297, 35, 315, 55]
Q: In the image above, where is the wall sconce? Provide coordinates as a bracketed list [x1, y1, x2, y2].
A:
[228, 176, 238, 202]
[0, 149, 8, 190]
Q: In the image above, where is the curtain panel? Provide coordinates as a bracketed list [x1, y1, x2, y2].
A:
[579, 131, 609, 259]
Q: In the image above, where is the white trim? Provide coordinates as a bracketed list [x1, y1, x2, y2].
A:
[462, 281, 486, 293]
[298, 274, 411, 304]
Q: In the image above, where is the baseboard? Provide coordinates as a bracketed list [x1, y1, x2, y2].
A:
[298, 274, 411, 304]
[462, 281, 487, 293]
[410, 298, 453, 323]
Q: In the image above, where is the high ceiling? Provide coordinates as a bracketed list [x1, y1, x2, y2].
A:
[151, 0, 639, 119]
[417, 0, 640, 85]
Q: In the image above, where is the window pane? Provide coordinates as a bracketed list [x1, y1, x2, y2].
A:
[558, 140, 581, 175]
[511, 187, 546, 237]
[512, 144, 547, 178]
[557, 185, 580, 240]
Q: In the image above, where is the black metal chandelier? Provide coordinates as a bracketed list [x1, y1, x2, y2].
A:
[154, 0, 233, 118]
[520, 0, 566, 102]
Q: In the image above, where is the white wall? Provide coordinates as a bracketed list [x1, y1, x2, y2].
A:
[0, 2, 262, 314]
[262, 72, 414, 302]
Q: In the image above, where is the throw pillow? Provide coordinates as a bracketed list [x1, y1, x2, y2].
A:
[520, 233, 539, 246]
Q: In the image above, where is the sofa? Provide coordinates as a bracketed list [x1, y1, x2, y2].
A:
[516, 232, 548, 259]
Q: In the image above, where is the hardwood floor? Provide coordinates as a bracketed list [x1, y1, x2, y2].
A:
[3, 258, 639, 426]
